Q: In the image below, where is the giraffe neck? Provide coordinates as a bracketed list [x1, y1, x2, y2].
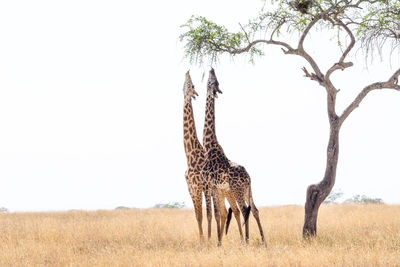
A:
[183, 98, 202, 161]
[203, 94, 219, 152]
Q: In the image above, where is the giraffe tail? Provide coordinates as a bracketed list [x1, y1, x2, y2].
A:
[243, 184, 252, 225]
[225, 207, 233, 235]
[248, 184, 252, 207]
[243, 206, 251, 226]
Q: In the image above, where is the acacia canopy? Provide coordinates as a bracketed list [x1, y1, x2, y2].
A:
[180, 0, 400, 64]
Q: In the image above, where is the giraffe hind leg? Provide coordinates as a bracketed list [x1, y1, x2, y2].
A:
[235, 196, 249, 244]
[226, 195, 243, 240]
[249, 187, 266, 246]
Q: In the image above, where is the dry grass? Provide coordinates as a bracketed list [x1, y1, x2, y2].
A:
[0, 205, 400, 266]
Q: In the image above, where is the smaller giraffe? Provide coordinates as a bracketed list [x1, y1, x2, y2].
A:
[202, 68, 266, 246]
[182, 71, 205, 240]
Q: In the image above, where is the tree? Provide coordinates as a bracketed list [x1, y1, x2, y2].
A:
[180, 0, 400, 237]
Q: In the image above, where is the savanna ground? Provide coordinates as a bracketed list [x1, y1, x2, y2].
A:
[0, 205, 400, 266]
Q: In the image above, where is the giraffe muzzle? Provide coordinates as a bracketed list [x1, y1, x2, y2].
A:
[192, 90, 199, 99]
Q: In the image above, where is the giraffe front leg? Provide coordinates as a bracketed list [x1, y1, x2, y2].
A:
[212, 190, 222, 246]
[187, 171, 204, 242]
[218, 193, 228, 240]
[204, 185, 212, 240]
[192, 187, 204, 242]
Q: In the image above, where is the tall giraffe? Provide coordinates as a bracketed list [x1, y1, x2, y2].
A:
[182, 71, 205, 240]
[183, 71, 243, 242]
[202, 68, 266, 246]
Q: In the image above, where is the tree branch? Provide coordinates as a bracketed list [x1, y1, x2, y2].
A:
[339, 68, 400, 124]
[302, 67, 324, 85]
[300, 43, 338, 119]
[325, 18, 355, 85]
[225, 38, 297, 55]
[298, 15, 322, 51]
[267, 40, 296, 53]
[295, 15, 326, 85]
[299, 51, 325, 84]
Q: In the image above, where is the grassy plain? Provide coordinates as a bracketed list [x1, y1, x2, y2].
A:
[0, 204, 399, 266]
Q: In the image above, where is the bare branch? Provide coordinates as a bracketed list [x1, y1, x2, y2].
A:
[270, 19, 286, 41]
[226, 39, 297, 55]
[339, 68, 400, 124]
[325, 19, 355, 81]
[227, 40, 268, 55]
[302, 67, 324, 85]
[388, 68, 400, 84]
[295, 14, 327, 83]
[337, 20, 355, 64]
[267, 40, 296, 53]
[327, 62, 354, 75]
[298, 15, 322, 51]
[239, 23, 250, 44]
[299, 51, 325, 84]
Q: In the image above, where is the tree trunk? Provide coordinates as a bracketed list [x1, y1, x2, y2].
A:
[303, 122, 340, 237]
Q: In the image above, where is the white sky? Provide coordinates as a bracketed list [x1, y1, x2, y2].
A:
[0, 0, 399, 212]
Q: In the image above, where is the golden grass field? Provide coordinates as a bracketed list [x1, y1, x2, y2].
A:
[0, 204, 400, 266]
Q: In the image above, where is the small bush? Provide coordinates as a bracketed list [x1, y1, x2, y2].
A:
[344, 195, 384, 204]
[153, 202, 185, 209]
[115, 206, 131, 210]
[0, 207, 9, 213]
[324, 189, 344, 204]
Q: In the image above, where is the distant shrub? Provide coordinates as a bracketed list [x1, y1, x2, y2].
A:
[153, 202, 185, 209]
[344, 195, 384, 204]
[0, 207, 9, 213]
[324, 189, 344, 204]
[115, 206, 131, 210]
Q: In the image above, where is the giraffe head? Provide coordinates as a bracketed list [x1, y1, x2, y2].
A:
[183, 71, 199, 101]
[207, 68, 223, 98]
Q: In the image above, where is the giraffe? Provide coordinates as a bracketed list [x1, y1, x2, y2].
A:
[202, 68, 266, 246]
[183, 71, 243, 242]
[182, 71, 206, 240]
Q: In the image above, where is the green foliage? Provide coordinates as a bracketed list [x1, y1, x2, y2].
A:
[180, 16, 263, 65]
[180, 0, 400, 65]
[355, 0, 400, 54]
[153, 202, 185, 209]
[324, 188, 344, 204]
[344, 195, 384, 204]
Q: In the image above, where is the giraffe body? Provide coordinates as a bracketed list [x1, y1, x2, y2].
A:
[182, 71, 205, 240]
[202, 69, 266, 246]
